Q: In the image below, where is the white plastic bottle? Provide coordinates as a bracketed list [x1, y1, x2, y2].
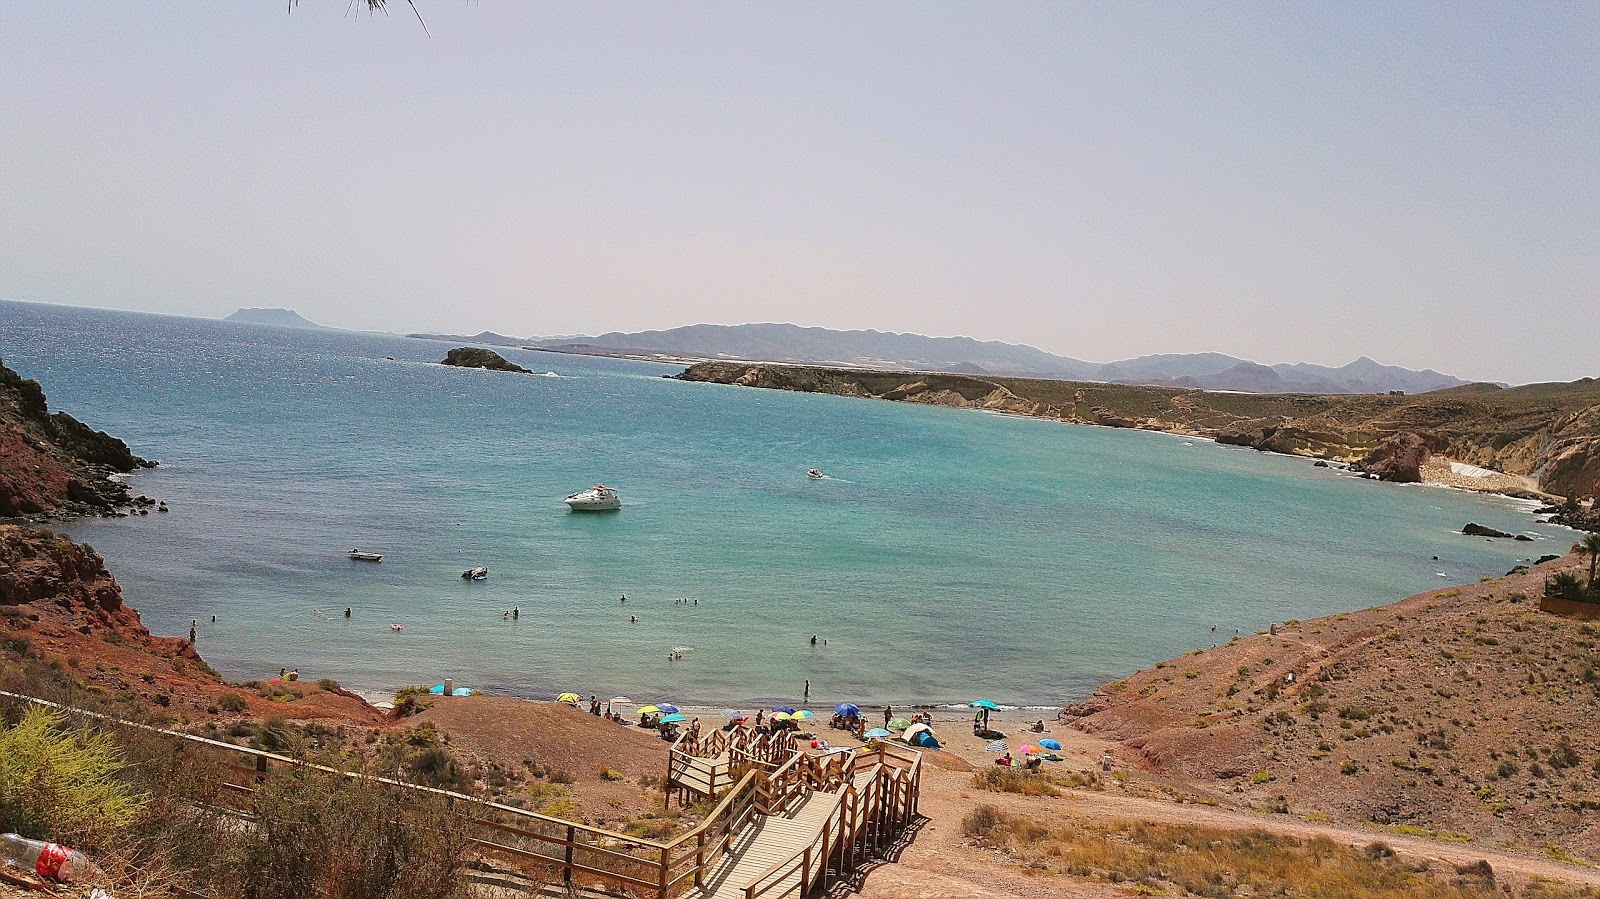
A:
[0, 832, 104, 883]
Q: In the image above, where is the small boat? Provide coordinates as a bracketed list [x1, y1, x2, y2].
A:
[462, 566, 488, 580]
[565, 485, 621, 511]
[347, 550, 384, 563]
[807, 469, 825, 479]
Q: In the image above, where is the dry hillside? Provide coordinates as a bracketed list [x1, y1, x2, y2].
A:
[1067, 553, 1600, 858]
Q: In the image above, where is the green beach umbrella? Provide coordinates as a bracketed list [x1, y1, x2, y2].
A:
[658, 713, 687, 723]
[970, 699, 999, 710]
[888, 717, 911, 729]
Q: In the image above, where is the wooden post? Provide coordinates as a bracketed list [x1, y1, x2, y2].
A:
[658, 845, 670, 899]
[695, 828, 706, 886]
[254, 754, 268, 784]
[563, 825, 574, 884]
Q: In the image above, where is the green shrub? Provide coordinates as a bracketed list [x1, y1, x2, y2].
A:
[0, 706, 147, 843]
[217, 692, 249, 713]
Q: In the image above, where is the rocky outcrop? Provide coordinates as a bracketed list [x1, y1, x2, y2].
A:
[1462, 522, 1515, 539]
[1533, 405, 1600, 501]
[1358, 431, 1448, 483]
[441, 347, 531, 373]
[0, 360, 154, 519]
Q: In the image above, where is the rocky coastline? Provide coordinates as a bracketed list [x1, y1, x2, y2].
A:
[0, 359, 156, 520]
[674, 362, 1600, 510]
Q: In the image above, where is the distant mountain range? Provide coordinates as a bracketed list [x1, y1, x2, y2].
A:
[509, 322, 1477, 395]
[224, 308, 329, 329]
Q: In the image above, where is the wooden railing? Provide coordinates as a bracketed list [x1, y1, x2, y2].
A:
[739, 742, 922, 899]
[2, 691, 920, 899]
[667, 726, 798, 805]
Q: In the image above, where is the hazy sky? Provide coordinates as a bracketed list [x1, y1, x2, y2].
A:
[2, 4, 1595, 383]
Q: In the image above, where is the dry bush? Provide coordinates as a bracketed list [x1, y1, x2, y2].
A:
[972, 766, 1060, 797]
[229, 767, 469, 899]
[968, 814, 1596, 899]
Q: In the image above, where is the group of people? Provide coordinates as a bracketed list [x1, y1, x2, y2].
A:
[500, 607, 520, 621]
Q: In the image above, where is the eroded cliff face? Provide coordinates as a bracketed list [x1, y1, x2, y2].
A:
[676, 363, 1600, 499]
[0, 525, 382, 724]
[0, 360, 153, 518]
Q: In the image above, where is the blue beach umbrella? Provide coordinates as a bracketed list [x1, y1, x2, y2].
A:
[1040, 738, 1062, 751]
[865, 728, 892, 738]
[969, 699, 1000, 710]
[657, 704, 679, 714]
[834, 702, 860, 717]
[772, 705, 797, 714]
[659, 713, 687, 723]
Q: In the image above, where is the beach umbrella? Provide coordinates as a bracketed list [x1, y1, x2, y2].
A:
[557, 692, 582, 703]
[887, 717, 911, 730]
[611, 696, 635, 705]
[659, 713, 687, 723]
[658, 704, 680, 714]
[969, 699, 999, 710]
[865, 728, 892, 738]
[772, 705, 797, 714]
[770, 711, 793, 721]
[834, 702, 860, 717]
[721, 708, 742, 719]
[1016, 744, 1037, 755]
[984, 739, 1008, 752]
[637, 705, 661, 715]
[1040, 738, 1062, 751]
[793, 710, 814, 719]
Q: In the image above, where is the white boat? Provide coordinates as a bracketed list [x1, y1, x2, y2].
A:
[462, 566, 488, 580]
[565, 485, 621, 511]
[347, 550, 383, 562]
[807, 469, 825, 479]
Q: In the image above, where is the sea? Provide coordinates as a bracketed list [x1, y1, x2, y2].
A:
[1, 299, 1572, 709]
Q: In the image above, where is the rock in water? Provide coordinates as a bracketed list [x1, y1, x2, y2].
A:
[1462, 522, 1516, 539]
[440, 347, 531, 374]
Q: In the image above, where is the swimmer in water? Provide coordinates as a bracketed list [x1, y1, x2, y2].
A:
[630, 615, 637, 623]
[389, 623, 404, 632]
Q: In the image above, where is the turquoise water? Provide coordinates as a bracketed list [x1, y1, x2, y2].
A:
[1, 299, 1569, 707]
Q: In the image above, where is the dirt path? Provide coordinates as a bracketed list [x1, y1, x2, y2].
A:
[857, 756, 1600, 899]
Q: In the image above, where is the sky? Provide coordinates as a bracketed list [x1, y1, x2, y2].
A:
[1, 3, 1595, 384]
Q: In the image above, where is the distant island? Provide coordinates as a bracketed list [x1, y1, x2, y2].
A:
[514, 323, 1479, 395]
[223, 307, 329, 329]
[439, 346, 530, 373]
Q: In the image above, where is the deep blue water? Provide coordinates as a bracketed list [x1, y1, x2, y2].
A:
[1, 299, 1568, 707]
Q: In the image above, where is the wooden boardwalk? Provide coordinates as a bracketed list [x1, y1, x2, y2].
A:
[690, 785, 845, 899]
[672, 751, 730, 797]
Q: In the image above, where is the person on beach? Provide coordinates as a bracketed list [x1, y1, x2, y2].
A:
[884, 705, 893, 727]
[803, 680, 809, 702]
[189, 621, 197, 643]
[689, 717, 701, 740]
[755, 709, 764, 727]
